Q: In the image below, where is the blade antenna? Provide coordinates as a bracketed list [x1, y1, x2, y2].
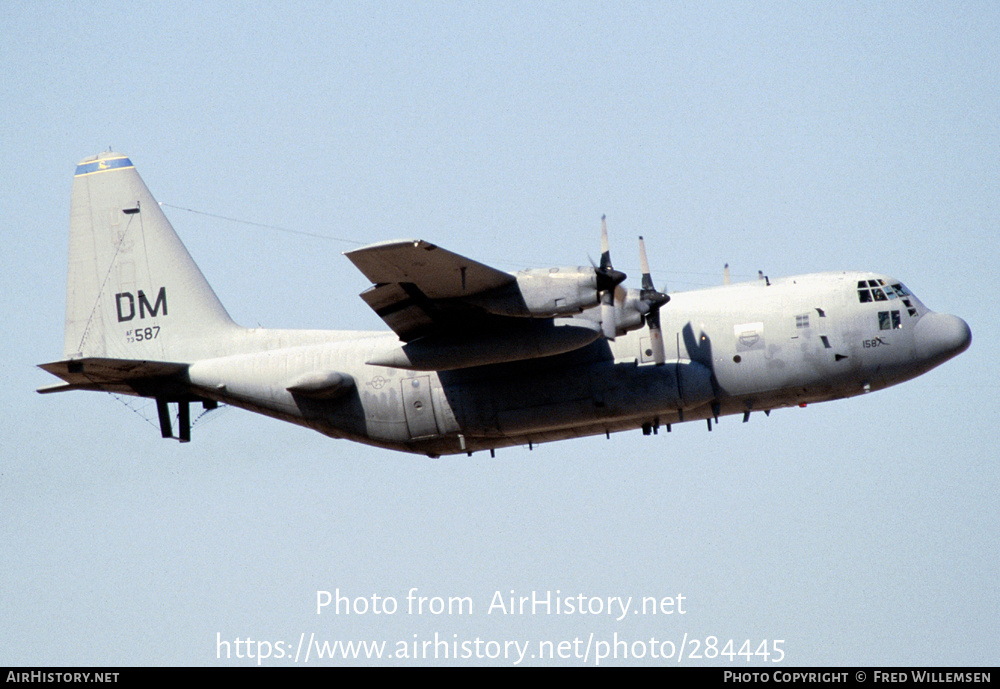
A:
[638, 236, 669, 364]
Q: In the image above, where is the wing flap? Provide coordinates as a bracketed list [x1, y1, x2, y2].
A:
[357, 282, 438, 340]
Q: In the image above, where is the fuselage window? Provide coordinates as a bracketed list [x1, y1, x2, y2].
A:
[878, 310, 902, 330]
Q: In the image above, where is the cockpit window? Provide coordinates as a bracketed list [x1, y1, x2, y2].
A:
[859, 280, 913, 305]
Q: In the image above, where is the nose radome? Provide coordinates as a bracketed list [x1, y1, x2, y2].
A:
[914, 312, 972, 363]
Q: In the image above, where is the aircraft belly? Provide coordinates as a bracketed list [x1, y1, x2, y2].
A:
[495, 398, 597, 436]
[458, 359, 713, 438]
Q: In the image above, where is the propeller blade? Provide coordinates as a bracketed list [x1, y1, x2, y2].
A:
[600, 215, 611, 271]
[596, 216, 626, 339]
[595, 215, 626, 291]
[638, 236, 669, 365]
[601, 291, 617, 340]
[647, 319, 666, 365]
[638, 235, 655, 292]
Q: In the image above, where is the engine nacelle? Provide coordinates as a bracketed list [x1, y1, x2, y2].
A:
[612, 288, 647, 335]
[467, 267, 600, 318]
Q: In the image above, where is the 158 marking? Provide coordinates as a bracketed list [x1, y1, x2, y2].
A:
[862, 338, 889, 348]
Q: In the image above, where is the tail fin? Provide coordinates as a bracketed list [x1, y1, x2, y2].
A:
[63, 152, 239, 362]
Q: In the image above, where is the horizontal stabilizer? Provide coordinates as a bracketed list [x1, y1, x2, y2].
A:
[38, 358, 189, 396]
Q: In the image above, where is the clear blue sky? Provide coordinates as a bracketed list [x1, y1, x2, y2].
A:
[2, 1, 996, 666]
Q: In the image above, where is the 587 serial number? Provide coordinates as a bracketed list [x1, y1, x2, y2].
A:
[127, 326, 160, 343]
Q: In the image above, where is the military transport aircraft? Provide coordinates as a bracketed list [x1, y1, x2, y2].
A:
[39, 152, 972, 457]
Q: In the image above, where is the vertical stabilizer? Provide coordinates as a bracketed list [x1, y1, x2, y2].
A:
[64, 153, 238, 361]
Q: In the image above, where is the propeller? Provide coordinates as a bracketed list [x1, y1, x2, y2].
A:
[638, 235, 669, 364]
[597, 215, 627, 339]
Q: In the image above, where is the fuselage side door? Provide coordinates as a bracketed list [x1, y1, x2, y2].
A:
[401, 375, 440, 439]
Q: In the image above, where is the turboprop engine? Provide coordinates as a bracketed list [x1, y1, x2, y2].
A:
[466, 266, 611, 318]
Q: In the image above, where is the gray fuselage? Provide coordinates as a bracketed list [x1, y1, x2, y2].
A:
[185, 270, 971, 456]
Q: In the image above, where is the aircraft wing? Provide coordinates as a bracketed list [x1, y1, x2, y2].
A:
[345, 239, 517, 341]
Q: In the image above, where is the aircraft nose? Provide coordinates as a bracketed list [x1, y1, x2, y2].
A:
[914, 312, 971, 364]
